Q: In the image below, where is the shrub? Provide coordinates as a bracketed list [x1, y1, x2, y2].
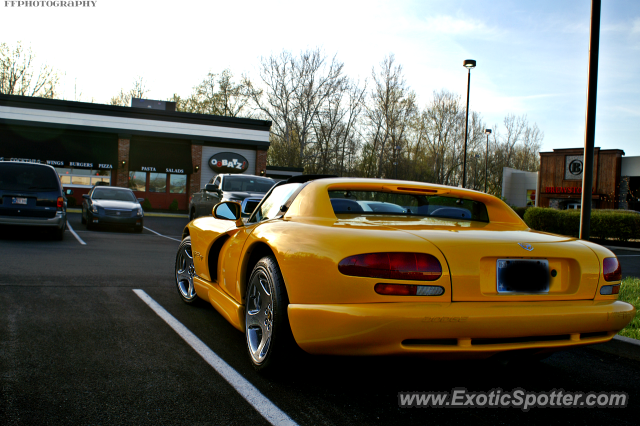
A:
[66, 196, 76, 207]
[523, 208, 562, 235]
[141, 198, 152, 211]
[524, 207, 640, 241]
[169, 199, 179, 211]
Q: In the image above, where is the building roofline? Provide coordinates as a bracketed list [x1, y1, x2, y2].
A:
[539, 147, 625, 155]
[0, 94, 271, 132]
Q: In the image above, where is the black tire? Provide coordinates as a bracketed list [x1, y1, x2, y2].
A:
[245, 255, 295, 372]
[175, 236, 200, 304]
[189, 208, 196, 221]
[81, 208, 86, 224]
[134, 225, 143, 233]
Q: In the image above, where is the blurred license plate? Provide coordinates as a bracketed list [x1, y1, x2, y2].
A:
[497, 259, 550, 293]
[12, 197, 27, 205]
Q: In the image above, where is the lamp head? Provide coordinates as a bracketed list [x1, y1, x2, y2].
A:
[463, 59, 477, 69]
[484, 129, 492, 135]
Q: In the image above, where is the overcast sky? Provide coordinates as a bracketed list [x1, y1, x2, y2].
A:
[2, 0, 639, 156]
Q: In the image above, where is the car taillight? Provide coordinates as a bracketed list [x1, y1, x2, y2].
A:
[57, 197, 64, 209]
[603, 257, 621, 281]
[338, 252, 442, 281]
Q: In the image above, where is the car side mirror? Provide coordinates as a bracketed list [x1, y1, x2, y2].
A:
[205, 184, 219, 192]
[213, 201, 243, 227]
[65, 189, 74, 195]
[137, 198, 144, 202]
[82, 194, 90, 199]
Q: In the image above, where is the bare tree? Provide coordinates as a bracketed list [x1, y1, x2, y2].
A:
[247, 48, 346, 167]
[307, 79, 366, 175]
[173, 69, 253, 117]
[110, 76, 149, 106]
[364, 55, 417, 178]
[0, 42, 58, 98]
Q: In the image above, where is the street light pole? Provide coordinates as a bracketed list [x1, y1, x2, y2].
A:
[462, 59, 476, 189]
[484, 129, 492, 193]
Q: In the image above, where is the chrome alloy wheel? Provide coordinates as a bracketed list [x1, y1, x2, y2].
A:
[246, 269, 273, 365]
[176, 242, 197, 300]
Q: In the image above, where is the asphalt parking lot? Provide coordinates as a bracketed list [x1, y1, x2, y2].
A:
[1, 213, 640, 425]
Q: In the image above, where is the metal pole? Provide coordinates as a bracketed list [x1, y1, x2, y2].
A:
[484, 134, 489, 193]
[579, 0, 601, 240]
[462, 69, 471, 188]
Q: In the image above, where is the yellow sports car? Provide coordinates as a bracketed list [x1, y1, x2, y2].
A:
[175, 176, 635, 370]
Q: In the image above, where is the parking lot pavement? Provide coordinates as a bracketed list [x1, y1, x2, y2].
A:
[1, 216, 640, 425]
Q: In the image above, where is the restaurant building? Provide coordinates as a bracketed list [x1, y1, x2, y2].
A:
[0, 94, 271, 210]
[503, 147, 640, 210]
[537, 148, 625, 210]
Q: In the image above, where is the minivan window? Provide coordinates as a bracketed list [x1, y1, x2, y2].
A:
[0, 163, 60, 191]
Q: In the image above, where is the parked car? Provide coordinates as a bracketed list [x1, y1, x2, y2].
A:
[0, 161, 67, 240]
[175, 176, 634, 371]
[82, 186, 144, 232]
[189, 174, 275, 220]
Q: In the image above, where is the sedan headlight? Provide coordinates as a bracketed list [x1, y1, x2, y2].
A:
[136, 207, 143, 217]
[91, 204, 98, 214]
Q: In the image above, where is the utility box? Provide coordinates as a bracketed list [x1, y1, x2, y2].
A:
[131, 98, 176, 112]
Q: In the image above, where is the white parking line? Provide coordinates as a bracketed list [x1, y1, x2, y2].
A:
[143, 226, 181, 242]
[66, 221, 86, 245]
[133, 289, 297, 426]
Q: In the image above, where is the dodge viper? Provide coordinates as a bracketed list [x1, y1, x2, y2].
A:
[175, 176, 635, 370]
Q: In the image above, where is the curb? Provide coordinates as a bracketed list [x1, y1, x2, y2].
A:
[66, 208, 188, 218]
[589, 335, 640, 362]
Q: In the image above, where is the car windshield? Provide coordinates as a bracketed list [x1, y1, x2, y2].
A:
[92, 188, 137, 202]
[222, 176, 275, 193]
[328, 190, 490, 222]
[0, 163, 60, 191]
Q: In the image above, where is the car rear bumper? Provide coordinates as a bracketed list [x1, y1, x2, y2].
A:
[0, 211, 66, 229]
[288, 300, 636, 357]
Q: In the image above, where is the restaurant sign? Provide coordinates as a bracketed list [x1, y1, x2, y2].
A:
[544, 187, 595, 194]
[208, 152, 249, 174]
[0, 157, 113, 169]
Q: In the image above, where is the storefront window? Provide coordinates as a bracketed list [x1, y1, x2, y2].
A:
[169, 174, 187, 194]
[71, 176, 92, 185]
[129, 171, 147, 192]
[149, 173, 167, 193]
[92, 176, 110, 185]
[56, 168, 110, 186]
